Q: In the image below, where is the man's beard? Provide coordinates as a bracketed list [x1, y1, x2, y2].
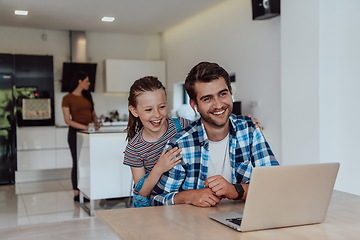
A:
[199, 105, 232, 128]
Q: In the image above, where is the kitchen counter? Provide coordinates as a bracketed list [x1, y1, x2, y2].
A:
[57, 121, 128, 132]
[82, 129, 126, 134]
[101, 121, 128, 126]
[77, 130, 131, 215]
[56, 121, 128, 128]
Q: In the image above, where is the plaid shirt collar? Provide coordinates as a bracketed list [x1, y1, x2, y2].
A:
[181, 114, 239, 147]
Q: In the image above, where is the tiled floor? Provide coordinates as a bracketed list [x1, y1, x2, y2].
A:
[0, 179, 130, 239]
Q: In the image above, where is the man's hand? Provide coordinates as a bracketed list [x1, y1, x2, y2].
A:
[174, 188, 221, 207]
[204, 175, 238, 199]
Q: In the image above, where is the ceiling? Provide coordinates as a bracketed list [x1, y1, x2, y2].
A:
[0, 0, 223, 34]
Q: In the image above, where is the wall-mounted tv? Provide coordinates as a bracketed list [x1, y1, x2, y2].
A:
[61, 62, 97, 92]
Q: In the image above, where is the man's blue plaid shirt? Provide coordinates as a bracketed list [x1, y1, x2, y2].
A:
[151, 114, 279, 206]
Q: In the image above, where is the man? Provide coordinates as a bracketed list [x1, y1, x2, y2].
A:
[151, 62, 279, 207]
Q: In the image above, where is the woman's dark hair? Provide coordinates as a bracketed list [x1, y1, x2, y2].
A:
[184, 62, 231, 103]
[70, 71, 94, 111]
[126, 76, 166, 141]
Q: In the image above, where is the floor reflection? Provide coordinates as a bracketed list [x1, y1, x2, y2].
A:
[0, 179, 130, 228]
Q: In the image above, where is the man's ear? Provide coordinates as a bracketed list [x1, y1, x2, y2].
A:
[189, 99, 197, 112]
[128, 105, 138, 118]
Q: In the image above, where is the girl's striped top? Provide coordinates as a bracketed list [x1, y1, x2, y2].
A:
[123, 117, 190, 173]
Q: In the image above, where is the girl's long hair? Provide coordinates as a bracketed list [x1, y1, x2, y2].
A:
[70, 71, 94, 111]
[126, 76, 166, 141]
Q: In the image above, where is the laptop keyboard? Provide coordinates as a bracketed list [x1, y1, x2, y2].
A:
[226, 217, 242, 226]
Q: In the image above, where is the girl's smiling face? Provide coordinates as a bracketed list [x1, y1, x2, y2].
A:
[129, 88, 168, 141]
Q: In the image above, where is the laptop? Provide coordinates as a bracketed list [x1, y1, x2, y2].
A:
[209, 162, 340, 232]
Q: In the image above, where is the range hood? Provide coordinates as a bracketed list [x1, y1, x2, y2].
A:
[61, 30, 97, 92]
[70, 30, 87, 62]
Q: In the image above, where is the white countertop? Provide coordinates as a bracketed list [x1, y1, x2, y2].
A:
[81, 129, 126, 134]
[56, 121, 128, 129]
[101, 121, 128, 126]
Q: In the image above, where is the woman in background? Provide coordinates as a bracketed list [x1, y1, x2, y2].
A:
[62, 71, 99, 202]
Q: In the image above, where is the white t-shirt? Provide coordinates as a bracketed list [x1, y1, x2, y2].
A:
[207, 134, 232, 182]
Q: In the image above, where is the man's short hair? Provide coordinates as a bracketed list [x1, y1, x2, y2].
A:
[184, 62, 232, 101]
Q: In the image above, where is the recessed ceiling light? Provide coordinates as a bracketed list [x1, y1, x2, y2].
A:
[15, 10, 28, 16]
[101, 16, 115, 22]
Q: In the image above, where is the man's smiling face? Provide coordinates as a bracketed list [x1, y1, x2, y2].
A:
[190, 77, 233, 130]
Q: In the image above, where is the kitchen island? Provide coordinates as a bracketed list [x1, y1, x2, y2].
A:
[77, 129, 132, 216]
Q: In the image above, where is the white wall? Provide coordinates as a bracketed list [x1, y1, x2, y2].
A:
[281, 1, 320, 165]
[282, 0, 360, 195]
[0, 26, 162, 126]
[162, 0, 282, 160]
[319, 0, 360, 195]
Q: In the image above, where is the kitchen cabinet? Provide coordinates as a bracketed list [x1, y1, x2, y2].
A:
[16, 127, 71, 172]
[55, 128, 72, 168]
[77, 130, 131, 216]
[17, 149, 56, 170]
[17, 126, 55, 150]
[105, 59, 166, 92]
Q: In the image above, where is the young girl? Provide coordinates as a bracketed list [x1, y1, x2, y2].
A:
[123, 76, 191, 207]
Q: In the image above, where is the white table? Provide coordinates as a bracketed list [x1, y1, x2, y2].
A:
[77, 130, 132, 215]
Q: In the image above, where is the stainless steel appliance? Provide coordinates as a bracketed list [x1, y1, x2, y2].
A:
[0, 53, 54, 184]
[13, 54, 54, 126]
[0, 73, 16, 184]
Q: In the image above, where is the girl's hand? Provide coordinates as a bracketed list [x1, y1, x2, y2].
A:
[246, 114, 263, 131]
[153, 147, 182, 174]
